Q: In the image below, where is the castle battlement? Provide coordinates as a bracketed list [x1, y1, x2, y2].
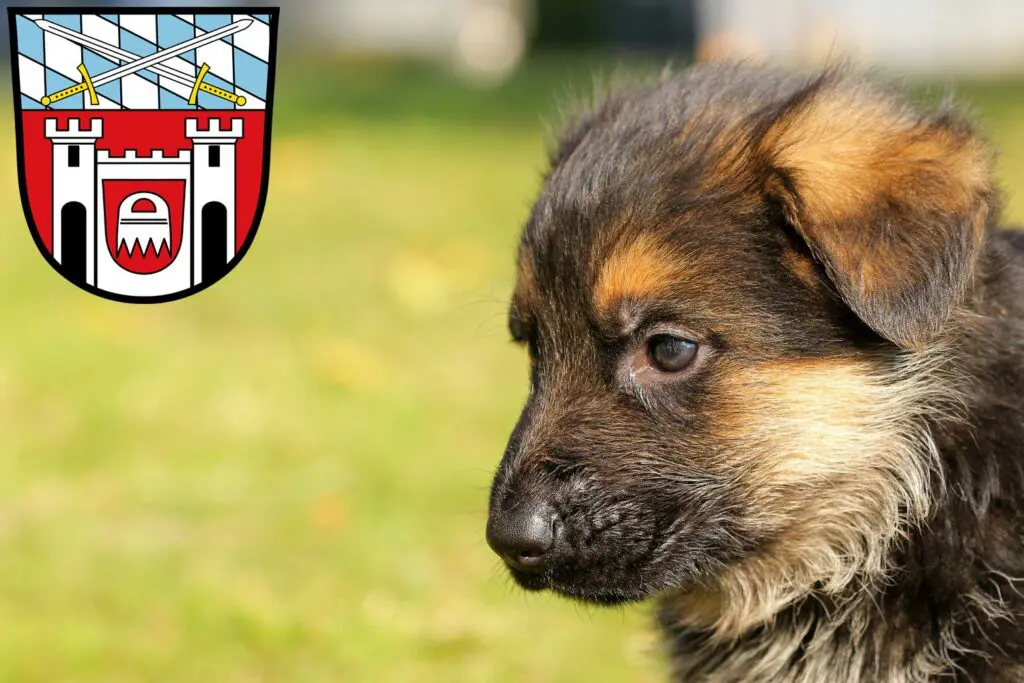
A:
[45, 117, 103, 140]
[98, 149, 192, 164]
[186, 117, 244, 140]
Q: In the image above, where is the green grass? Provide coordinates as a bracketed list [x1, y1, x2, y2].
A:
[0, 57, 1023, 682]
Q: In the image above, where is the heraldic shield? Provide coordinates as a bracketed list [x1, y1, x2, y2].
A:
[8, 7, 278, 302]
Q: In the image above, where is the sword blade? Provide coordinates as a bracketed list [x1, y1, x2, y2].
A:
[82, 19, 251, 88]
[34, 19, 195, 88]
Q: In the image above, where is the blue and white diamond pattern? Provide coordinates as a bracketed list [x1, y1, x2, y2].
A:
[16, 12, 271, 111]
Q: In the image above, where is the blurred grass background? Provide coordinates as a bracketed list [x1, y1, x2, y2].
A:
[0, 56, 1023, 682]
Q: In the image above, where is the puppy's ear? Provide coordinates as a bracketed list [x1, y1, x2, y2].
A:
[759, 74, 994, 349]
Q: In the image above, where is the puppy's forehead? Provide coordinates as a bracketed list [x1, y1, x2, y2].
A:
[536, 65, 806, 217]
[515, 213, 759, 340]
[512, 65, 823, 332]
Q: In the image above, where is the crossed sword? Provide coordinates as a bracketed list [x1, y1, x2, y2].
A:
[37, 18, 252, 108]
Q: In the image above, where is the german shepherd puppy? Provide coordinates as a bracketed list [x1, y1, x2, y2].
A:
[486, 64, 1024, 682]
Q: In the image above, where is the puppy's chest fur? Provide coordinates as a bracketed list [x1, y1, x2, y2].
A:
[663, 596, 1024, 682]
[661, 536, 1024, 683]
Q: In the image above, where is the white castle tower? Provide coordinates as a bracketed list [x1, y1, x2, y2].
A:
[43, 116, 244, 297]
[46, 118, 103, 281]
[186, 118, 244, 283]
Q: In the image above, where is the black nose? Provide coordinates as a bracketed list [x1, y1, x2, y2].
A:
[486, 500, 559, 572]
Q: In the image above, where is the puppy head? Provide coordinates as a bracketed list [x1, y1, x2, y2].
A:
[486, 66, 993, 625]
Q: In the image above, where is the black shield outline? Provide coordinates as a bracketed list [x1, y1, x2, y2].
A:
[7, 5, 280, 304]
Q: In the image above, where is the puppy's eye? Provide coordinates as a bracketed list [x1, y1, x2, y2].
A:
[647, 334, 697, 372]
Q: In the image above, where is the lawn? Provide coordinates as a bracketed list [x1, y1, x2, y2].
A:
[0, 56, 1022, 682]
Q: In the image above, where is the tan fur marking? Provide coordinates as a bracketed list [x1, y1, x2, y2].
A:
[671, 350, 959, 639]
[594, 233, 680, 313]
[718, 358, 910, 483]
[762, 89, 992, 226]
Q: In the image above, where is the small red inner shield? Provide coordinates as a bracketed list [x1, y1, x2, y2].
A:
[103, 178, 186, 275]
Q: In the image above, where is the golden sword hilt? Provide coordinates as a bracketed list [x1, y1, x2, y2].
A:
[188, 63, 247, 107]
[41, 64, 98, 107]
